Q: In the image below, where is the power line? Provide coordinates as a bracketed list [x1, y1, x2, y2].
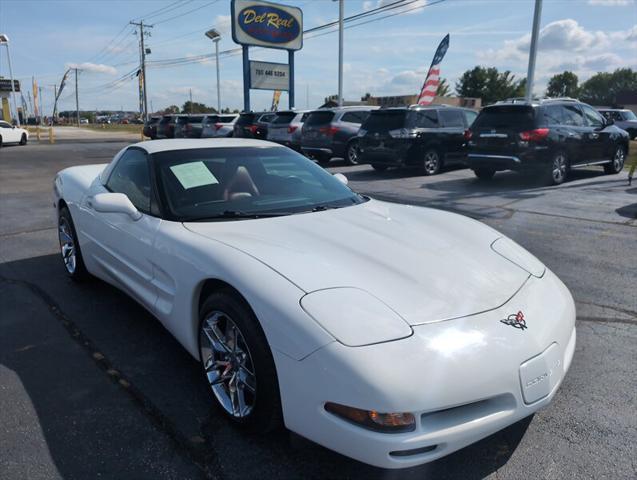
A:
[131, 0, 190, 21]
[153, 1, 219, 26]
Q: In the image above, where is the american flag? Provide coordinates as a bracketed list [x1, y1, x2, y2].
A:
[417, 34, 450, 106]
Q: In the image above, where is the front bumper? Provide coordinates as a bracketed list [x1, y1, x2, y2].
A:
[274, 270, 576, 469]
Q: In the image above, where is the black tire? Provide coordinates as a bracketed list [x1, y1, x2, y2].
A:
[603, 145, 626, 175]
[372, 164, 388, 172]
[19, 133, 27, 145]
[422, 147, 442, 176]
[0, 136, 3, 148]
[345, 140, 360, 166]
[58, 206, 89, 281]
[198, 290, 282, 433]
[547, 151, 569, 185]
[473, 168, 495, 180]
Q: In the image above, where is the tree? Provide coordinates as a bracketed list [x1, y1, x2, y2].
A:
[182, 101, 216, 114]
[579, 68, 637, 106]
[436, 78, 451, 97]
[455, 66, 526, 105]
[163, 105, 180, 114]
[546, 71, 579, 98]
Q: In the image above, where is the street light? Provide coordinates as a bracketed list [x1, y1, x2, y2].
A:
[0, 33, 21, 126]
[205, 28, 221, 113]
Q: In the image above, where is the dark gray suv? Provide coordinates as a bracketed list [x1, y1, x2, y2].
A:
[301, 106, 378, 165]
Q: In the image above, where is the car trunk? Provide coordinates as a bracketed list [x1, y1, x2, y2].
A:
[360, 110, 411, 152]
[268, 112, 297, 142]
[302, 111, 335, 147]
[470, 106, 537, 155]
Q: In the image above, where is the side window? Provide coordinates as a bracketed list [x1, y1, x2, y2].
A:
[581, 105, 604, 128]
[106, 149, 152, 213]
[416, 110, 439, 128]
[438, 110, 465, 127]
[341, 112, 364, 124]
[0, 121, 11, 128]
[463, 110, 478, 126]
[543, 105, 563, 125]
[561, 105, 585, 127]
[614, 112, 624, 121]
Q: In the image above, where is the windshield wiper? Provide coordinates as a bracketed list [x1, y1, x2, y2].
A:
[184, 210, 291, 222]
[310, 204, 345, 212]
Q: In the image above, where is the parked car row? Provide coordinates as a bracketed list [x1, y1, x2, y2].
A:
[143, 98, 630, 186]
[144, 113, 239, 139]
[355, 98, 629, 185]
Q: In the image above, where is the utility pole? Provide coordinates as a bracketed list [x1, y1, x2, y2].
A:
[525, 0, 543, 102]
[38, 86, 43, 125]
[74, 68, 80, 127]
[337, 0, 344, 106]
[131, 20, 153, 121]
[189, 88, 193, 113]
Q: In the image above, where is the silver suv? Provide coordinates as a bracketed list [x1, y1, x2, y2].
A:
[266, 110, 309, 151]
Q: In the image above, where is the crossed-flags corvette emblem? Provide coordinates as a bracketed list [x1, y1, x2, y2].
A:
[501, 311, 528, 330]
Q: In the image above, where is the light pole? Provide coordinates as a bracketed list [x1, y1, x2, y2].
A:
[337, 0, 344, 107]
[205, 29, 221, 113]
[0, 34, 20, 126]
[525, 0, 543, 102]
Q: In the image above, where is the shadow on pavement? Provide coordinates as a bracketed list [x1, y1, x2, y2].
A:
[0, 253, 532, 479]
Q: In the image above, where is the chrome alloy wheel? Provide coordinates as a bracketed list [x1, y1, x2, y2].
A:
[347, 142, 360, 165]
[200, 311, 257, 418]
[58, 217, 77, 274]
[613, 147, 625, 171]
[552, 153, 567, 184]
[424, 150, 440, 175]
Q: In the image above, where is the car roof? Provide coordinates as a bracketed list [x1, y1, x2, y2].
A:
[133, 138, 281, 154]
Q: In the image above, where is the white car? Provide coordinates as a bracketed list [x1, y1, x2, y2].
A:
[0, 120, 28, 146]
[201, 114, 239, 138]
[53, 139, 576, 469]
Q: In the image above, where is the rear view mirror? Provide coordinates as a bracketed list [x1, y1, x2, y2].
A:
[89, 193, 142, 220]
[333, 173, 349, 185]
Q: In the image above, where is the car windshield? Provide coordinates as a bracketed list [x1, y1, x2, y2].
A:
[363, 111, 407, 132]
[154, 147, 366, 221]
[622, 110, 637, 120]
[472, 106, 536, 130]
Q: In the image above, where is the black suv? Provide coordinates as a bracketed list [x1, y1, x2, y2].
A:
[466, 98, 629, 185]
[358, 105, 477, 174]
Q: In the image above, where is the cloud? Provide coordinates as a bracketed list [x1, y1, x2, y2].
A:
[588, 0, 634, 5]
[214, 14, 232, 36]
[476, 19, 635, 65]
[65, 62, 117, 75]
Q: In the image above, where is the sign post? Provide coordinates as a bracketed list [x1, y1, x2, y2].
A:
[231, 0, 303, 111]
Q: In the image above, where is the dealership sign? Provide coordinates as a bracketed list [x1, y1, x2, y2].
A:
[250, 61, 289, 91]
[0, 79, 20, 93]
[231, 0, 303, 51]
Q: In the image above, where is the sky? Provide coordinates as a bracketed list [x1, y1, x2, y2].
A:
[0, 0, 635, 115]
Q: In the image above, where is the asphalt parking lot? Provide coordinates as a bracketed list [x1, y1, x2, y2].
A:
[1, 140, 635, 480]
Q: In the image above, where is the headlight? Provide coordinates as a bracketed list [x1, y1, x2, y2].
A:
[357, 128, 367, 137]
[491, 237, 545, 278]
[300, 287, 412, 347]
[325, 402, 416, 433]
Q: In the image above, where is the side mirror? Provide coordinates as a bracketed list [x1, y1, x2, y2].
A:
[89, 193, 142, 220]
[605, 117, 614, 126]
[333, 173, 348, 186]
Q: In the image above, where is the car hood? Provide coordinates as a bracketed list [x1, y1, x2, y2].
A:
[184, 200, 531, 326]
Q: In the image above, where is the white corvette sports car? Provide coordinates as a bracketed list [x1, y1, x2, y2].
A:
[53, 139, 576, 469]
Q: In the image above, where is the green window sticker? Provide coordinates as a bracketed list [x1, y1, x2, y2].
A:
[169, 161, 219, 189]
